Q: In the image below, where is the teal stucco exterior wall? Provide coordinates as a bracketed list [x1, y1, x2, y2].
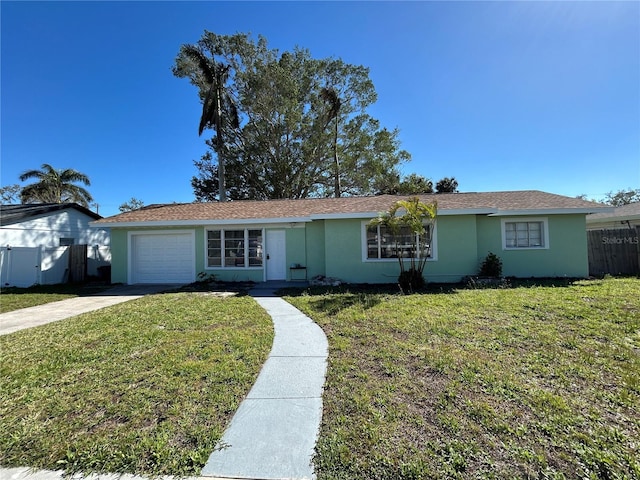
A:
[305, 220, 326, 279]
[110, 228, 128, 284]
[110, 213, 589, 285]
[476, 214, 589, 278]
[322, 216, 481, 283]
[321, 214, 589, 283]
[284, 227, 306, 281]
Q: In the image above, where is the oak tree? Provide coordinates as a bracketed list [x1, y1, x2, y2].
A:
[174, 32, 410, 201]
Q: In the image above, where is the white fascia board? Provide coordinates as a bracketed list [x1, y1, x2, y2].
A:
[201, 217, 312, 225]
[488, 208, 610, 217]
[586, 212, 637, 224]
[309, 209, 498, 220]
[89, 221, 112, 228]
[437, 208, 497, 216]
[311, 212, 380, 220]
[95, 217, 312, 229]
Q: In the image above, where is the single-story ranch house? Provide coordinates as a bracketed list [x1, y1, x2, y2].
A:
[93, 190, 608, 285]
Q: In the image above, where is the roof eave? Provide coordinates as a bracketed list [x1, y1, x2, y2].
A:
[92, 216, 314, 228]
[586, 212, 640, 224]
[488, 208, 610, 217]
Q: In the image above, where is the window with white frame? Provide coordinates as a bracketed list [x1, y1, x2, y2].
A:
[365, 223, 434, 260]
[502, 219, 548, 249]
[207, 229, 263, 268]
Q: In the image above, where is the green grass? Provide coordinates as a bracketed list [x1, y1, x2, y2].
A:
[0, 292, 273, 477]
[0, 284, 109, 313]
[286, 277, 640, 480]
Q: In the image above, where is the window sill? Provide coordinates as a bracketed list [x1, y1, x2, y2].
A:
[364, 258, 436, 263]
[205, 266, 264, 270]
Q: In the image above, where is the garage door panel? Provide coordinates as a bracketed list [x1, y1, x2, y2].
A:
[131, 233, 194, 284]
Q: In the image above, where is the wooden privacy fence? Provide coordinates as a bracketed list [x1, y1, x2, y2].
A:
[68, 244, 88, 282]
[588, 227, 640, 276]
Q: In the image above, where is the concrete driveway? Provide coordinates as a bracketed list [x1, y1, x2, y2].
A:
[0, 285, 181, 336]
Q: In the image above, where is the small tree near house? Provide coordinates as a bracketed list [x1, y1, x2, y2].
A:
[479, 252, 503, 278]
[369, 197, 437, 292]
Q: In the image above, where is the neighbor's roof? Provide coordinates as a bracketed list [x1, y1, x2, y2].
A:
[94, 191, 608, 227]
[586, 202, 640, 223]
[0, 203, 102, 227]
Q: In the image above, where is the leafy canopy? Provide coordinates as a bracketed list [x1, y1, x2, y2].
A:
[1, 184, 21, 204]
[604, 188, 640, 206]
[118, 197, 145, 213]
[436, 176, 458, 193]
[174, 32, 410, 201]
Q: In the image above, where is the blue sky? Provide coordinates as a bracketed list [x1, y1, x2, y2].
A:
[2, 1, 639, 217]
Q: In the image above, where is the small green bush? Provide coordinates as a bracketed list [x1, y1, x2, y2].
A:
[479, 252, 503, 277]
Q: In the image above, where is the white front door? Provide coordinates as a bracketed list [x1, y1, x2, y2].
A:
[265, 230, 286, 280]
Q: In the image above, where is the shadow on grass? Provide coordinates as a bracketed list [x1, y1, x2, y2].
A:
[0, 283, 111, 297]
[279, 283, 459, 316]
[279, 277, 596, 316]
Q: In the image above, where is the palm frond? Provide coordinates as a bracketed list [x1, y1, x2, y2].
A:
[199, 82, 219, 136]
[182, 45, 214, 84]
[18, 164, 93, 205]
[320, 87, 341, 128]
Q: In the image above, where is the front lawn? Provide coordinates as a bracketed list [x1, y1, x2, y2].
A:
[286, 277, 640, 479]
[0, 292, 273, 477]
[0, 284, 109, 313]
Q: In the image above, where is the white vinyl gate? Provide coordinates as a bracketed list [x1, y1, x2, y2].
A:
[0, 246, 111, 288]
[0, 247, 40, 288]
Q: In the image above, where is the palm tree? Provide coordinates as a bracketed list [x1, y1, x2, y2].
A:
[369, 197, 437, 292]
[19, 164, 93, 207]
[181, 45, 239, 202]
[320, 87, 342, 197]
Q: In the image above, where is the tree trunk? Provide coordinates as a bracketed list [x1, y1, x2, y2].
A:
[215, 83, 226, 202]
[333, 117, 341, 197]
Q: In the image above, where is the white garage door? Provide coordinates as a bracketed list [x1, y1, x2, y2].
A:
[131, 232, 195, 284]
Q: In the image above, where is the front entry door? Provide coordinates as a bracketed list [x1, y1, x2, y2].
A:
[266, 230, 286, 280]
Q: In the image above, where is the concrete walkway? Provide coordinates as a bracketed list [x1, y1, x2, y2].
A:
[0, 285, 180, 336]
[0, 281, 328, 480]
[201, 283, 328, 480]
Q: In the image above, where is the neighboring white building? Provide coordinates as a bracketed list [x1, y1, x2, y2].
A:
[0, 203, 111, 287]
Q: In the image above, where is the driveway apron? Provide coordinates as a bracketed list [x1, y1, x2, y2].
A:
[0, 285, 180, 335]
[201, 285, 328, 480]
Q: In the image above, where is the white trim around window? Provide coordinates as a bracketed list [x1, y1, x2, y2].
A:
[361, 221, 438, 262]
[205, 228, 264, 269]
[501, 217, 549, 250]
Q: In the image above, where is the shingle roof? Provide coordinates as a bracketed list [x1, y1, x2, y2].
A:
[94, 191, 607, 226]
[0, 203, 102, 226]
[586, 202, 640, 222]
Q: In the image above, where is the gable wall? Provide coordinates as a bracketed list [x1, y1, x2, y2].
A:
[0, 210, 110, 248]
